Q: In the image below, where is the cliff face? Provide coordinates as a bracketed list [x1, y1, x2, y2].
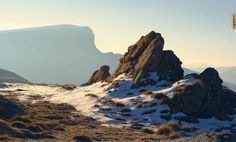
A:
[0, 25, 121, 84]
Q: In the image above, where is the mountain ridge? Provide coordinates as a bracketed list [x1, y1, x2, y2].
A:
[0, 68, 30, 84]
[1, 31, 236, 141]
[0, 24, 121, 84]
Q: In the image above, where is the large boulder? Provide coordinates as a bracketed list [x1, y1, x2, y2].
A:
[108, 31, 183, 87]
[86, 65, 111, 85]
[166, 69, 236, 120]
[199, 68, 223, 91]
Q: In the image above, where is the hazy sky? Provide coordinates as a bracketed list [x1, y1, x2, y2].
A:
[0, 0, 236, 68]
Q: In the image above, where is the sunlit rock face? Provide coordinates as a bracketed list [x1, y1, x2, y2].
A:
[108, 31, 183, 87]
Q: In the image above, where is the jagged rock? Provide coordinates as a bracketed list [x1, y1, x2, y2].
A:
[108, 31, 183, 87]
[86, 65, 110, 85]
[166, 69, 236, 120]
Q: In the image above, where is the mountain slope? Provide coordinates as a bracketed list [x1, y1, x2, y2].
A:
[0, 25, 121, 84]
[1, 31, 236, 141]
[0, 68, 30, 83]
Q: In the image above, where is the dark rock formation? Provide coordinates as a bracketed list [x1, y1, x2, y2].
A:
[86, 65, 111, 85]
[166, 68, 236, 120]
[0, 95, 25, 120]
[108, 31, 183, 87]
[199, 68, 223, 91]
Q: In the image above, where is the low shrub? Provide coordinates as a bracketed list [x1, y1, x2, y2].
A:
[152, 92, 167, 99]
[142, 128, 155, 134]
[119, 108, 131, 112]
[100, 107, 112, 111]
[157, 122, 182, 140]
[114, 102, 125, 107]
[93, 104, 100, 108]
[85, 94, 98, 98]
[62, 84, 76, 90]
[143, 90, 153, 95]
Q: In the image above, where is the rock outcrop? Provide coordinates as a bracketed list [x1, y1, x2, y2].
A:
[108, 31, 183, 87]
[166, 68, 236, 120]
[199, 68, 223, 92]
[86, 65, 111, 85]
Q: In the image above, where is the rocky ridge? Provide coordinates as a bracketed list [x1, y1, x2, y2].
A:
[88, 31, 236, 122]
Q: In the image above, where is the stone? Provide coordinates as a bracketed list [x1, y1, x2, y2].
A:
[166, 69, 236, 120]
[199, 68, 223, 91]
[86, 65, 110, 85]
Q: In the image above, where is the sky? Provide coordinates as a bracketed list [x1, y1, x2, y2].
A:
[0, 0, 235, 68]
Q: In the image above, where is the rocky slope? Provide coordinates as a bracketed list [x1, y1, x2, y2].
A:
[0, 31, 236, 141]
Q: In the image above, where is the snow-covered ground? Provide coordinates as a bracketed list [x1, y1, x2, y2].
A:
[0, 73, 236, 132]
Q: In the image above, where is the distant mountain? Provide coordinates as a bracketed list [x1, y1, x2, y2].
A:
[217, 66, 236, 85]
[0, 25, 121, 84]
[223, 82, 236, 91]
[183, 67, 196, 75]
[0, 68, 30, 83]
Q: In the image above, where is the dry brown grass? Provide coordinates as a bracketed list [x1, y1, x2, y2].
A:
[156, 122, 182, 140]
[9, 114, 32, 124]
[114, 101, 125, 107]
[100, 98, 126, 107]
[85, 94, 98, 98]
[100, 98, 115, 104]
[1, 95, 162, 141]
[62, 84, 76, 90]
[100, 107, 112, 111]
[93, 104, 100, 108]
[152, 92, 168, 100]
[134, 103, 143, 109]
[142, 128, 155, 134]
[143, 90, 153, 95]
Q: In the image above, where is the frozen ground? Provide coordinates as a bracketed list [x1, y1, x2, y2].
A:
[1, 73, 236, 133]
